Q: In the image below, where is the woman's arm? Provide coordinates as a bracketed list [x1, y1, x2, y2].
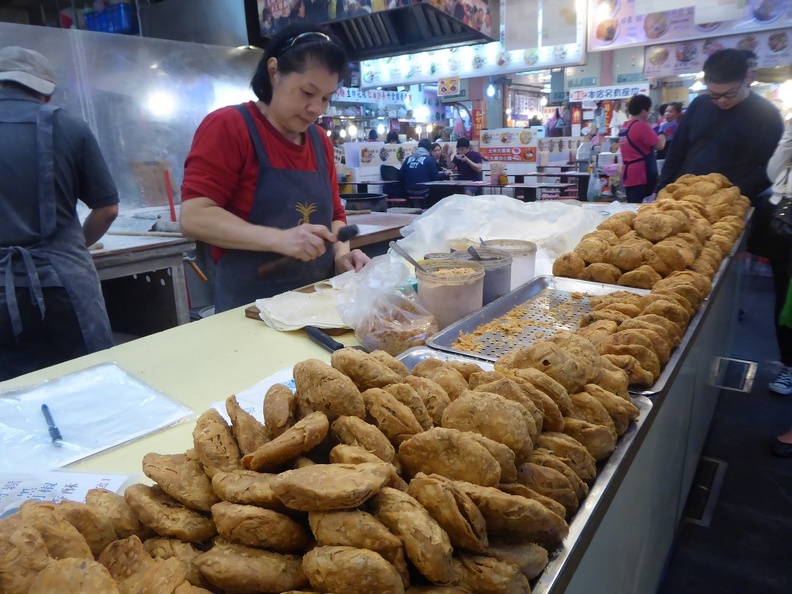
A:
[768, 121, 792, 183]
[180, 197, 335, 261]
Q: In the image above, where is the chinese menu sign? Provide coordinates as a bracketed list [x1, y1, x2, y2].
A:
[589, 0, 791, 52]
[569, 83, 651, 102]
[644, 28, 791, 76]
[479, 128, 585, 164]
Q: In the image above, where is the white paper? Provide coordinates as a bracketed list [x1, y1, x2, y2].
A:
[0, 471, 130, 518]
[0, 363, 194, 471]
[505, 0, 539, 51]
[212, 366, 301, 425]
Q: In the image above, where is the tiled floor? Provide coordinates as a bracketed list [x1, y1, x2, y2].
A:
[657, 266, 792, 594]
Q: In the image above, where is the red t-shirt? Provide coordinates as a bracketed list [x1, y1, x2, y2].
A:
[618, 120, 659, 187]
[181, 101, 346, 260]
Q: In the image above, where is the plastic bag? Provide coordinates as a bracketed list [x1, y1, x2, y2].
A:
[587, 171, 603, 201]
[337, 255, 439, 355]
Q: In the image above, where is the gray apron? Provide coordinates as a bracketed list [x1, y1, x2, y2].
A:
[214, 106, 335, 312]
[0, 103, 113, 353]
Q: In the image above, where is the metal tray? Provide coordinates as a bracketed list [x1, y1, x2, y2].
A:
[426, 275, 649, 362]
[397, 346, 495, 371]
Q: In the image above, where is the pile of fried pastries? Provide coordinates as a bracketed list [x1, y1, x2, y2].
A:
[1, 344, 641, 594]
[552, 173, 748, 289]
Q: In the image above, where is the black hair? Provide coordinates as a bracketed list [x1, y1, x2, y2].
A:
[250, 23, 348, 104]
[627, 94, 652, 116]
[666, 101, 683, 114]
[657, 103, 668, 116]
[418, 138, 432, 151]
[703, 49, 748, 84]
[386, 130, 399, 143]
[456, 138, 471, 149]
[430, 142, 441, 152]
[739, 49, 758, 63]
[367, 129, 379, 140]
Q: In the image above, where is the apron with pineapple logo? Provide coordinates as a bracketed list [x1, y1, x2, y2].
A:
[213, 106, 334, 312]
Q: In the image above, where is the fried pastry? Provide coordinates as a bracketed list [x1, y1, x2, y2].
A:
[606, 241, 649, 272]
[462, 431, 518, 483]
[587, 290, 644, 309]
[404, 587, 470, 593]
[142, 452, 219, 512]
[85, 488, 150, 540]
[453, 554, 532, 594]
[0, 519, 51, 594]
[262, 383, 297, 439]
[583, 383, 640, 435]
[18, 501, 92, 560]
[144, 538, 205, 588]
[577, 262, 622, 284]
[600, 353, 655, 386]
[617, 318, 675, 351]
[569, 392, 617, 440]
[579, 307, 632, 327]
[211, 502, 309, 552]
[642, 298, 690, 331]
[583, 229, 620, 246]
[633, 313, 684, 346]
[119, 556, 186, 594]
[191, 408, 241, 478]
[573, 236, 610, 264]
[362, 387, 424, 445]
[575, 319, 617, 346]
[226, 395, 269, 455]
[513, 462, 578, 516]
[369, 349, 411, 377]
[497, 483, 567, 519]
[497, 341, 588, 395]
[270, 462, 394, 511]
[561, 417, 617, 461]
[384, 383, 434, 430]
[537, 432, 596, 480]
[597, 217, 633, 237]
[511, 377, 565, 433]
[308, 510, 408, 585]
[97, 535, 154, 581]
[28, 558, 119, 594]
[441, 390, 535, 462]
[241, 411, 329, 472]
[371, 487, 457, 584]
[303, 546, 405, 594]
[602, 328, 670, 364]
[331, 415, 396, 463]
[617, 264, 661, 289]
[56, 500, 117, 558]
[506, 367, 574, 416]
[454, 480, 569, 546]
[446, 360, 486, 380]
[641, 291, 694, 317]
[331, 347, 404, 390]
[398, 427, 501, 486]
[404, 375, 452, 427]
[597, 355, 631, 400]
[411, 360, 468, 400]
[328, 445, 407, 489]
[195, 543, 307, 594]
[124, 485, 216, 543]
[293, 359, 366, 420]
[529, 449, 588, 501]
[210, 470, 286, 511]
[551, 252, 586, 278]
[633, 212, 679, 241]
[545, 330, 603, 385]
[406, 473, 488, 554]
[486, 540, 549, 581]
[473, 378, 543, 437]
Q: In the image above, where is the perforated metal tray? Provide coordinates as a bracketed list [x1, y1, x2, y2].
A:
[426, 276, 649, 362]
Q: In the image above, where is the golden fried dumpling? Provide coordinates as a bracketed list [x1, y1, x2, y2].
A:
[404, 375, 452, 427]
[485, 540, 549, 581]
[303, 546, 405, 594]
[18, 501, 92, 561]
[195, 543, 307, 593]
[262, 384, 297, 440]
[331, 415, 397, 463]
[560, 417, 617, 461]
[617, 264, 661, 290]
[97, 534, 154, 581]
[293, 359, 366, 420]
[384, 383, 434, 431]
[226, 395, 269, 456]
[124, 485, 216, 543]
[362, 388, 424, 445]
[211, 502, 309, 552]
[331, 347, 404, 390]
[85, 489, 150, 540]
[535, 431, 597, 482]
[633, 212, 680, 241]
[28, 558, 120, 594]
[529, 449, 589, 501]
[577, 262, 622, 284]
[142, 452, 219, 513]
[56, 500, 117, 559]
[191, 409, 241, 478]
[453, 554, 532, 594]
[573, 236, 611, 264]
[551, 252, 586, 278]
[0, 519, 53, 594]
[241, 411, 329, 472]
[599, 353, 655, 387]
[411, 360, 468, 401]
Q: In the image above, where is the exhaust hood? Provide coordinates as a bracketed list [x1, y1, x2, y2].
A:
[323, 3, 497, 62]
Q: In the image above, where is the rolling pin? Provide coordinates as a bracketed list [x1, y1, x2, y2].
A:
[256, 225, 359, 277]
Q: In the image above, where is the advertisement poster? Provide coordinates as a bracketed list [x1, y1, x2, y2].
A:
[256, 0, 493, 38]
[589, 0, 791, 52]
[644, 28, 792, 76]
[479, 128, 585, 164]
[569, 83, 651, 102]
[472, 108, 484, 141]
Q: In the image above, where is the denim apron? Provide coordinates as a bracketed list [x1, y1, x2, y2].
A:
[0, 102, 113, 354]
[213, 106, 334, 312]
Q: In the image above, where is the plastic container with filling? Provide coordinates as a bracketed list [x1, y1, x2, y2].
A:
[447, 237, 479, 252]
[416, 260, 485, 329]
[482, 239, 537, 289]
[450, 248, 513, 305]
[423, 252, 452, 261]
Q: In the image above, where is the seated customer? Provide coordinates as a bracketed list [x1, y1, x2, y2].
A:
[449, 137, 483, 195]
[399, 138, 447, 205]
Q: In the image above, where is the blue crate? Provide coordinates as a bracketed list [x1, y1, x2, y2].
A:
[84, 3, 139, 35]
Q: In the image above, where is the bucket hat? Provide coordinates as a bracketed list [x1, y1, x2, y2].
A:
[0, 46, 56, 96]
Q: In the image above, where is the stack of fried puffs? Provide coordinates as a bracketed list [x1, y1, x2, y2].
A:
[0, 342, 642, 594]
[553, 172, 747, 289]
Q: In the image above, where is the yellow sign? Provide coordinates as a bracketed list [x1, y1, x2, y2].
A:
[437, 77, 461, 97]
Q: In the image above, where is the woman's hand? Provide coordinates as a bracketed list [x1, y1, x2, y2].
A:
[280, 224, 337, 261]
[335, 249, 370, 273]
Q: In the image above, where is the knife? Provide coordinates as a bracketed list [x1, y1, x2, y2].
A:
[305, 325, 367, 353]
[257, 225, 360, 277]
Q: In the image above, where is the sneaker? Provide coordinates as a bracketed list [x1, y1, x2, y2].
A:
[769, 366, 792, 395]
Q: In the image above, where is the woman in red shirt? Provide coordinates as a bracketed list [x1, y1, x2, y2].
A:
[180, 24, 369, 312]
[618, 94, 666, 203]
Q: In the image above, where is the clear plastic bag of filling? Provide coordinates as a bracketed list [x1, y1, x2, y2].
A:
[337, 255, 439, 355]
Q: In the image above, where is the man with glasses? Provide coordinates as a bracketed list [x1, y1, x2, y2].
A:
[658, 49, 782, 205]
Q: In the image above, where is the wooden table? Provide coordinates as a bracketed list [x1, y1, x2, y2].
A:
[91, 234, 195, 332]
[346, 212, 418, 254]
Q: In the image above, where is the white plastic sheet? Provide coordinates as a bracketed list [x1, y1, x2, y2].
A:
[0, 363, 194, 471]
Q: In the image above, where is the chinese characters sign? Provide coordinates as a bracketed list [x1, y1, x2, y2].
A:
[569, 83, 651, 102]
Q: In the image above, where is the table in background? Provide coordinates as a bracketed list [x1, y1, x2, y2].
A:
[339, 180, 400, 193]
[521, 171, 590, 199]
[91, 234, 195, 336]
[346, 211, 418, 257]
[506, 182, 578, 201]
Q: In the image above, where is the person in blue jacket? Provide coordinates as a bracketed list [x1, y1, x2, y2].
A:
[399, 138, 447, 205]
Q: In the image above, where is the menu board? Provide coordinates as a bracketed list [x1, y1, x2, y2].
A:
[479, 128, 585, 164]
[644, 28, 792, 76]
[358, 143, 417, 168]
[589, 0, 791, 52]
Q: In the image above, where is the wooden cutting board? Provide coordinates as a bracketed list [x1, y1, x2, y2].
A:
[244, 305, 349, 336]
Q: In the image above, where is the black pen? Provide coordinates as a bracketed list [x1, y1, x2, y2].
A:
[41, 404, 62, 447]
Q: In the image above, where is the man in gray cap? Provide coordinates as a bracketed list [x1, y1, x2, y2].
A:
[0, 46, 119, 380]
